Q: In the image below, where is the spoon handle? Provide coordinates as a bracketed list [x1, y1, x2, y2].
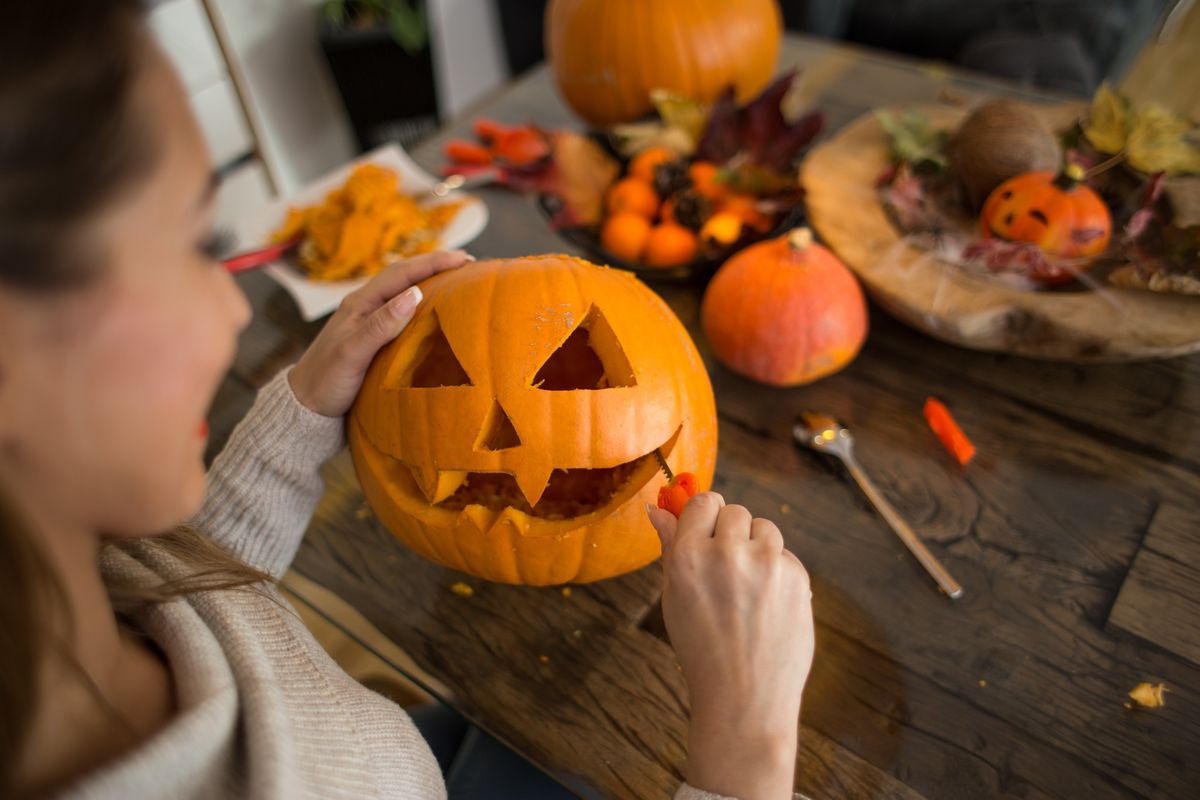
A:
[843, 455, 964, 600]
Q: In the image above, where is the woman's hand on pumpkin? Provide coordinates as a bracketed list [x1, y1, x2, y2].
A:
[647, 493, 814, 800]
[289, 250, 472, 417]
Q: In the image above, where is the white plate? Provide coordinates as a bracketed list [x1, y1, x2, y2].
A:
[234, 143, 488, 321]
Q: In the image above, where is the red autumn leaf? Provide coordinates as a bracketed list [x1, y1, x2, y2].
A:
[1070, 227, 1106, 245]
[697, 70, 824, 172]
[961, 238, 1075, 285]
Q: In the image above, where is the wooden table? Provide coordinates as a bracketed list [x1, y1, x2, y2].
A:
[208, 34, 1200, 800]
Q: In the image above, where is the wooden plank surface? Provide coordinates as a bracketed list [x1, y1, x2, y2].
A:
[205, 34, 1200, 800]
[1109, 504, 1200, 667]
[295, 453, 927, 800]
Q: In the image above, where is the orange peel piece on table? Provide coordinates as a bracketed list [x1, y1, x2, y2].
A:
[924, 397, 977, 466]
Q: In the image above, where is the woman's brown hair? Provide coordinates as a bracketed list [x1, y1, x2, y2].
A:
[0, 1, 272, 792]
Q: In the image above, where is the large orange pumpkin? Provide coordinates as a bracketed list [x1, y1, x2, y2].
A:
[701, 228, 867, 386]
[980, 166, 1112, 261]
[545, 0, 782, 127]
[349, 255, 718, 585]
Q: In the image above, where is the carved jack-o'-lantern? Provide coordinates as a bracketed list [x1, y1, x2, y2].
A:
[349, 255, 718, 585]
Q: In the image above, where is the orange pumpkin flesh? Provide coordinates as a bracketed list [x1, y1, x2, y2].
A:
[349, 255, 718, 585]
[701, 229, 868, 387]
[980, 169, 1112, 261]
[545, 0, 782, 127]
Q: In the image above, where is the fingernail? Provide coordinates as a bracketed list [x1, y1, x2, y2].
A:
[390, 285, 422, 318]
[462, 252, 477, 262]
[644, 503, 656, 517]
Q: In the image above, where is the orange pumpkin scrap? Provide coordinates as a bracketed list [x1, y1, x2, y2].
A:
[546, 0, 781, 126]
[701, 228, 868, 386]
[271, 163, 464, 282]
[980, 164, 1112, 263]
[349, 255, 718, 585]
[657, 472, 699, 518]
[923, 397, 976, 466]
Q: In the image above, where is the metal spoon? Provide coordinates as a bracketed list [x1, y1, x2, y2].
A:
[794, 412, 964, 600]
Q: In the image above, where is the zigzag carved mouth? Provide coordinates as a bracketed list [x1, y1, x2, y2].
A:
[437, 458, 647, 521]
[416, 425, 680, 522]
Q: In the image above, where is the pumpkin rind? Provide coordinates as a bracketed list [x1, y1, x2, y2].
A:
[350, 255, 718, 585]
[545, 0, 782, 127]
[700, 231, 868, 386]
[980, 171, 1113, 261]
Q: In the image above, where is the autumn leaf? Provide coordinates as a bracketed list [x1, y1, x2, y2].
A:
[650, 89, 710, 144]
[876, 110, 949, 169]
[696, 71, 824, 171]
[545, 131, 620, 226]
[1126, 104, 1200, 176]
[1083, 83, 1132, 154]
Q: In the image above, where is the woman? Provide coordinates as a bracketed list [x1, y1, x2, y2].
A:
[0, 2, 814, 798]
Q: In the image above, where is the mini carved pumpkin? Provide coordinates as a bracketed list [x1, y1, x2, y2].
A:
[545, 0, 781, 127]
[349, 255, 718, 585]
[701, 228, 867, 387]
[980, 166, 1112, 262]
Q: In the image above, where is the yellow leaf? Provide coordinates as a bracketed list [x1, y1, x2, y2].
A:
[651, 89, 710, 144]
[1126, 104, 1200, 175]
[1083, 83, 1132, 154]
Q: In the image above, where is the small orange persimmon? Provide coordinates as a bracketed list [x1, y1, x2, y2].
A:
[605, 177, 659, 219]
[644, 222, 699, 267]
[601, 211, 652, 262]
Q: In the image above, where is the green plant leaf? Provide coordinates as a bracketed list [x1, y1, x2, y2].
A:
[1126, 104, 1200, 175]
[322, 0, 347, 27]
[1083, 83, 1132, 154]
[387, 2, 428, 55]
[876, 110, 948, 169]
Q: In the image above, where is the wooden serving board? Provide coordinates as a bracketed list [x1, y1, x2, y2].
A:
[800, 105, 1200, 362]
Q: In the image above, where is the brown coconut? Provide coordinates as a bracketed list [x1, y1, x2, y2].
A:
[949, 99, 1061, 211]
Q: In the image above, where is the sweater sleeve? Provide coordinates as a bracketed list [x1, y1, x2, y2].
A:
[189, 367, 345, 578]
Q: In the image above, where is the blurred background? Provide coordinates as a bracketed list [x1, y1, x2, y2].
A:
[149, 0, 1193, 238]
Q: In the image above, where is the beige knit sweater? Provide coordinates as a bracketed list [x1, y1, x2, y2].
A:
[64, 369, 748, 800]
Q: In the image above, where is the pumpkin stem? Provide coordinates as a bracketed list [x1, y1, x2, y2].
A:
[788, 227, 814, 251]
[1083, 151, 1125, 180]
[1053, 162, 1087, 190]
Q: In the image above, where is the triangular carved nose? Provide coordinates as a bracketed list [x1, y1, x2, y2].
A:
[476, 400, 521, 451]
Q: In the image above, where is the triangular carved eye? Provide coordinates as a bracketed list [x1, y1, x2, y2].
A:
[476, 400, 521, 451]
[403, 312, 472, 387]
[532, 306, 636, 390]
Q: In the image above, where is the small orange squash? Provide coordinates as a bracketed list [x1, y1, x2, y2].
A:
[350, 255, 718, 585]
[701, 228, 867, 386]
[980, 164, 1112, 262]
[545, 0, 782, 127]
